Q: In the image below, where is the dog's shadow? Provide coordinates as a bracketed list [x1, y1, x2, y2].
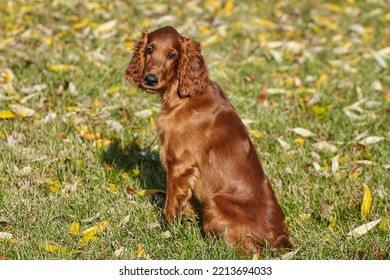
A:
[101, 140, 167, 208]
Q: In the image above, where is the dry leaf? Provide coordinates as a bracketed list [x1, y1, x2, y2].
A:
[0, 110, 16, 119]
[136, 189, 166, 196]
[136, 243, 150, 260]
[249, 130, 265, 139]
[289, 127, 316, 137]
[0, 232, 13, 239]
[95, 19, 117, 34]
[47, 64, 80, 72]
[328, 212, 337, 231]
[358, 136, 384, 146]
[9, 104, 36, 117]
[361, 183, 372, 217]
[257, 83, 268, 104]
[347, 219, 382, 238]
[69, 222, 80, 235]
[92, 139, 112, 148]
[312, 141, 337, 153]
[277, 138, 291, 150]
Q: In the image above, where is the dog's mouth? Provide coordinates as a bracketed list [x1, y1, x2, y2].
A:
[141, 82, 167, 94]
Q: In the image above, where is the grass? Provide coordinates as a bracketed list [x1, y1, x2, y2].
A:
[0, 0, 389, 260]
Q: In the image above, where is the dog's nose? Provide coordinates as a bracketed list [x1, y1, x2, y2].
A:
[144, 74, 158, 87]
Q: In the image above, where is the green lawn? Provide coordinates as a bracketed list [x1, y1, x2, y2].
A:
[0, 0, 389, 260]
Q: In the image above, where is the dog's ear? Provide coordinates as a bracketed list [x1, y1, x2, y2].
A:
[125, 29, 148, 87]
[178, 37, 208, 98]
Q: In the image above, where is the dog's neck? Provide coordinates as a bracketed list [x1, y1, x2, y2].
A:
[160, 78, 184, 110]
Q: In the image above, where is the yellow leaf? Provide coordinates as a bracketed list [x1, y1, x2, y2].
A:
[149, 116, 156, 129]
[299, 213, 311, 220]
[328, 212, 337, 231]
[252, 254, 260, 260]
[47, 185, 59, 192]
[69, 222, 80, 235]
[47, 64, 80, 72]
[92, 139, 112, 149]
[9, 104, 36, 117]
[312, 106, 328, 117]
[198, 26, 213, 36]
[201, 34, 222, 47]
[294, 137, 305, 145]
[1, 37, 15, 47]
[361, 183, 372, 217]
[136, 243, 150, 260]
[136, 189, 166, 196]
[120, 172, 129, 179]
[107, 86, 121, 93]
[72, 18, 90, 30]
[80, 220, 109, 237]
[221, 0, 234, 14]
[0, 110, 16, 119]
[66, 105, 78, 111]
[323, 3, 343, 13]
[108, 183, 118, 193]
[384, 12, 390, 22]
[43, 37, 53, 45]
[249, 130, 265, 139]
[41, 242, 81, 255]
[379, 215, 390, 230]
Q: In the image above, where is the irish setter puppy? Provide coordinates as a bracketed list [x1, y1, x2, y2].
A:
[125, 26, 292, 253]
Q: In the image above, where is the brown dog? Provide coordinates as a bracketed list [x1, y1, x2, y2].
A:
[125, 26, 292, 253]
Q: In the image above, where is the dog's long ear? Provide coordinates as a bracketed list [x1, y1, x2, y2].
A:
[125, 30, 148, 87]
[178, 37, 208, 98]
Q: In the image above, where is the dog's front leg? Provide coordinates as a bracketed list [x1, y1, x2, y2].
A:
[163, 165, 199, 222]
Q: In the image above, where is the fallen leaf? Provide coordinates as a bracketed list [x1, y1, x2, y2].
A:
[0, 110, 16, 119]
[257, 83, 268, 104]
[249, 130, 265, 139]
[41, 242, 81, 255]
[136, 243, 150, 260]
[347, 219, 382, 238]
[361, 183, 372, 217]
[95, 19, 117, 34]
[92, 139, 112, 148]
[328, 212, 337, 231]
[294, 137, 305, 145]
[312, 141, 337, 153]
[370, 49, 388, 69]
[69, 222, 80, 235]
[358, 136, 384, 146]
[136, 189, 166, 196]
[80, 220, 109, 237]
[201, 34, 222, 47]
[277, 138, 291, 150]
[9, 104, 36, 117]
[0, 232, 13, 239]
[331, 154, 340, 174]
[134, 109, 153, 118]
[289, 127, 316, 137]
[47, 64, 80, 72]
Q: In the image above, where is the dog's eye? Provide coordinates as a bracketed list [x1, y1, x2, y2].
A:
[167, 52, 176, 59]
[145, 47, 153, 55]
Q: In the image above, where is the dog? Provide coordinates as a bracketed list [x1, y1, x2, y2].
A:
[125, 26, 292, 253]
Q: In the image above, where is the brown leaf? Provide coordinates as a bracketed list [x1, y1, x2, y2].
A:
[257, 83, 268, 104]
